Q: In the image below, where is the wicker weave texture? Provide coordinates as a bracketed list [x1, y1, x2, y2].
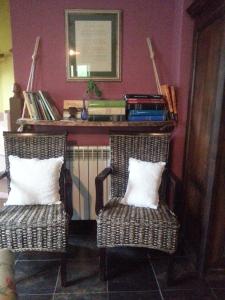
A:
[0, 204, 68, 252]
[3, 133, 66, 200]
[1, 133, 69, 253]
[110, 134, 170, 198]
[97, 198, 179, 254]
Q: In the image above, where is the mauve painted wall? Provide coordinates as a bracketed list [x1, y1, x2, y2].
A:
[9, 0, 194, 178]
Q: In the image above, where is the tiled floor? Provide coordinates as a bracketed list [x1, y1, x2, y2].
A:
[15, 229, 225, 300]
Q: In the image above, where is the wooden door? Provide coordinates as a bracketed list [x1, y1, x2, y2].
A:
[184, 1, 225, 273]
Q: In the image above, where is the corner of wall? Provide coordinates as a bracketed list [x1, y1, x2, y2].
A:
[0, 0, 14, 112]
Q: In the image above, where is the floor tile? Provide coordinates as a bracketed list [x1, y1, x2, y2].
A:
[18, 294, 53, 300]
[163, 289, 217, 300]
[54, 293, 108, 300]
[151, 256, 207, 290]
[13, 229, 221, 299]
[17, 251, 61, 261]
[107, 248, 158, 292]
[55, 259, 107, 294]
[108, 291, 162, 300]
[205, 272, 225, 289]
[108, 247, 148, 262]
[15, 260, 59, 294]
[54, 291, 162, 300]
[67, 234, 99, 260]
[212, 289, 225, 300]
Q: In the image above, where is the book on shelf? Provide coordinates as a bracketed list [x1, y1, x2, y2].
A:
[88, 115, 126, 121]
[128, 115, 167, 121]
[124, 94, 163, 100]
[31, 92, 43, 120]
[126, 98, 165, 104]
[127, 103, 166, 111]
[38, 91, 61, 120]
[128, 109, 167, 117]
[88, 107, 126, 115]
[23, 91, 43, 120]
[23, 90, 61, 120]
[23, 91, 35, 119]
[88, 99, 125, 108]
[36, 93, 51, 120]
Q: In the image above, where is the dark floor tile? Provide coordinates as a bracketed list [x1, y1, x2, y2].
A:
[148, 243, 186, 259]
[15, 260, 59, 294]
[17, 251, 61, 261]
[108, 247, 148, 262]
[54, 293, 108, 300]
[205, 272, 225, 289]
[107, 248, 158, 292]
[163, 289, 216, 300]
[108, 291, 161, 300]
[67, 234, 98, 260]
[212, 289, 225, 300]
[151, 256, 207, 290]
[55, 259, 107, 294]
[54, 291, 162, 300]
[147, 249, 169, 260]
[18, 294, 53, 300]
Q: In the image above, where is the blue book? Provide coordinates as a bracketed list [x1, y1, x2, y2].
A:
[128, 115, 166, 121]
[128, 109, 166, 116]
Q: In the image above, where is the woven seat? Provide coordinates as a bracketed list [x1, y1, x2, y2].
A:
[0, 204, 68, 252]
[95, 133, 180, 280]
[0, 132, 72, 287]
[97, 198, 179, 253]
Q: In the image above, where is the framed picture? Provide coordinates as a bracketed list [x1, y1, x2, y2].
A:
[65, 9, 121, 81]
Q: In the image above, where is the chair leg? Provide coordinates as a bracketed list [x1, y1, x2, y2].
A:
[99, 248, 108, 281]
[61, 253, 67, 287]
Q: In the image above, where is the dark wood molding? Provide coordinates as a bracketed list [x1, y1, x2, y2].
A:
[187, 0, 225, 18]
[183, 0, 225, 275]
[16, 118, 176, 133]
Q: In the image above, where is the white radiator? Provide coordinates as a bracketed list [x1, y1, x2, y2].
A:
[67, 146, 110, 220]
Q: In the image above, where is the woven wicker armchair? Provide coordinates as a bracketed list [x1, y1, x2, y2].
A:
[0, 132, 72, 287]
[95, 133, 180, 281]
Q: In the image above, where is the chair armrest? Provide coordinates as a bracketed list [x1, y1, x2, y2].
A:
[95, 167, 112, 215]
[64, 168, 73, 219]
[167, 170, 182, 214]
[0, 171, 7, 180]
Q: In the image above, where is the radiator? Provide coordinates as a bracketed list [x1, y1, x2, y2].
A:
[67, 146, 110, 220]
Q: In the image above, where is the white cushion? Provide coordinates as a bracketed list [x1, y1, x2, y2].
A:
[121, 158, 166, 209]
[6, 155, 64, 205]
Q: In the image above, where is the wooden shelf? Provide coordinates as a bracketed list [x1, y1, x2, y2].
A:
[17, 118, 176, 131]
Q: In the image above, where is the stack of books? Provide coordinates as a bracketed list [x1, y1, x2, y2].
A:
[88, 100, 126, 121]
[125, 94, 167, 121]
[23, 91, 61, 120]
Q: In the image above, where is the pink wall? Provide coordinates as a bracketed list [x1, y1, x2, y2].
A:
[9, 0, 194, 178]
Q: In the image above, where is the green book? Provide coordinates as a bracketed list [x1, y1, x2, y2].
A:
[88, 100, 125, 108]
[88, 115, 126, 121]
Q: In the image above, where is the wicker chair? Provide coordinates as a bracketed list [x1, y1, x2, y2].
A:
[95, 133, 180, 281]
[0, 132, 72, 287]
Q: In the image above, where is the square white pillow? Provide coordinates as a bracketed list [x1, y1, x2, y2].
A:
[121, 158, 166, 209]
[6, 155, 64, 205]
